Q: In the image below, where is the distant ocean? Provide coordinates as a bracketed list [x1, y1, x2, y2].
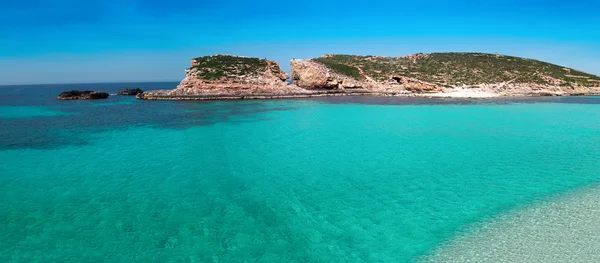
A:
[1, 82, 600, 262]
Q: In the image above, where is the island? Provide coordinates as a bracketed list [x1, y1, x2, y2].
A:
[138, 55, 307, 100]
[138, 53, 600, 100]
[117, 88, 144, 95]
[58, 90, 109, 100]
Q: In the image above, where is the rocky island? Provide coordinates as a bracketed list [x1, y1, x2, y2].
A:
[138, 53, 600, 100]
[58, 90, 109, 100]
[138, 55, 307, 100]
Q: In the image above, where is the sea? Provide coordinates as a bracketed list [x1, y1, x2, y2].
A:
[1, 82, 600, 262]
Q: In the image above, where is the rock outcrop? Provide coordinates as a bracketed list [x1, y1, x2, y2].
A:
[117, 88, 143, 95]
[57, 90, 109, 100]
[139, 55, 309, 100]
[290, 59, 372, 90]
[291, 53, 600, 96]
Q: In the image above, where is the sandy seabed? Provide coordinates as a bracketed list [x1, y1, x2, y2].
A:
[427, 91, 500, 98]
[423, 185, 600, 262]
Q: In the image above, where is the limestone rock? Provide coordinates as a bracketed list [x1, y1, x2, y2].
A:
[141, 55, 308, 99]
[137, 55, 307, 99]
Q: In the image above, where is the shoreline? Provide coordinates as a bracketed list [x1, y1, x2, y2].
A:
[137, 90, 600, 101]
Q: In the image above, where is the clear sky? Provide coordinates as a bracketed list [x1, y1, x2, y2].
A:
[1, 0, 599, 85]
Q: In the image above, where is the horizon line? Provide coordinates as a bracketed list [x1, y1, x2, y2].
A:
[0, 80, 182, 87]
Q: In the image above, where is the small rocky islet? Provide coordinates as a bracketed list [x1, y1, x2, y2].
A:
[57, 90, 109, 100]
[138, 53, 600, 100]
[57, 88, 144, 100]
[117, 88, 144, 95]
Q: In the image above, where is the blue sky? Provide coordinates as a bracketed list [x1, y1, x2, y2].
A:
[1, 0, 599, 84]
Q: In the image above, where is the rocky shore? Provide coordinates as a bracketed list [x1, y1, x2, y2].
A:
[138, 90, 416, 100]
[137, 89, 600, 101]
[138, 53, 600, 100]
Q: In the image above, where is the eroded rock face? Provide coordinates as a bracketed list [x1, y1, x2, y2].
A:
[141, 55, 308, 99]
[117, 88, 143, 95]
[290, 59, 369, 90]
[290, 58, 442, 93]
[57, 90, 109, 100]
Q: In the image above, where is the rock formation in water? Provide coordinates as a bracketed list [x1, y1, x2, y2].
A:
[291, 53, 600, 96]
[57, 90, 109, 100]
[117, 88, 144, 95]
[139, 55, 308, 99]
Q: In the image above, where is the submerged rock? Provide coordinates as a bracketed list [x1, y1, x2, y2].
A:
[117, 88, 144, 95]
[57, 90, 109, 100]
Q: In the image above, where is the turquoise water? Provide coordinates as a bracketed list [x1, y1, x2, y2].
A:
[2, 84, 600, 262]
[0, 105, 71, 118]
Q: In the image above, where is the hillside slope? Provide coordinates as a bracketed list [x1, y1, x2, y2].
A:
[291, 53, 600, 96]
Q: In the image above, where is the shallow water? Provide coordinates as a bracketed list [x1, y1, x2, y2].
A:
[1, 83, 600, 262]
[424, 184, 600, 262]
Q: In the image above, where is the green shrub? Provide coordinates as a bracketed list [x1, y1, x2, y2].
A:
[190, 55, 269, 80]
[313, 57, 365, 80]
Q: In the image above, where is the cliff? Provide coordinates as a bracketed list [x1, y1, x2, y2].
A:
[291, 53, 600, 96]
[139, 55, 307, 99]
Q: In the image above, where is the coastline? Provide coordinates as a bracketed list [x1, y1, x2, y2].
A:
[137, 90, 600, 100]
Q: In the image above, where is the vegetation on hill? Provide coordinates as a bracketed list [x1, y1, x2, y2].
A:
[190, 55, 279, 81]
[312, 53, 600, 87]
[313, 56, 365, 80]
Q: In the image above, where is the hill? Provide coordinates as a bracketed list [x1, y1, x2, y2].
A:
[292, 53, 600, 95]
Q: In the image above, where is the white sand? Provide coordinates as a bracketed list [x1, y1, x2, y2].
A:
[423, 185, 600, 262]
[425, 91, 500, 98]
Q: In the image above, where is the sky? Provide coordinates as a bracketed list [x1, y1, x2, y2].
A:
[1, 0, 599, 85]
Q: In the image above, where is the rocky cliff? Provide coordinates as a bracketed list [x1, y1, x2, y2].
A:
[291, 53, 600, 96]
[139, 55, 307, 99]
